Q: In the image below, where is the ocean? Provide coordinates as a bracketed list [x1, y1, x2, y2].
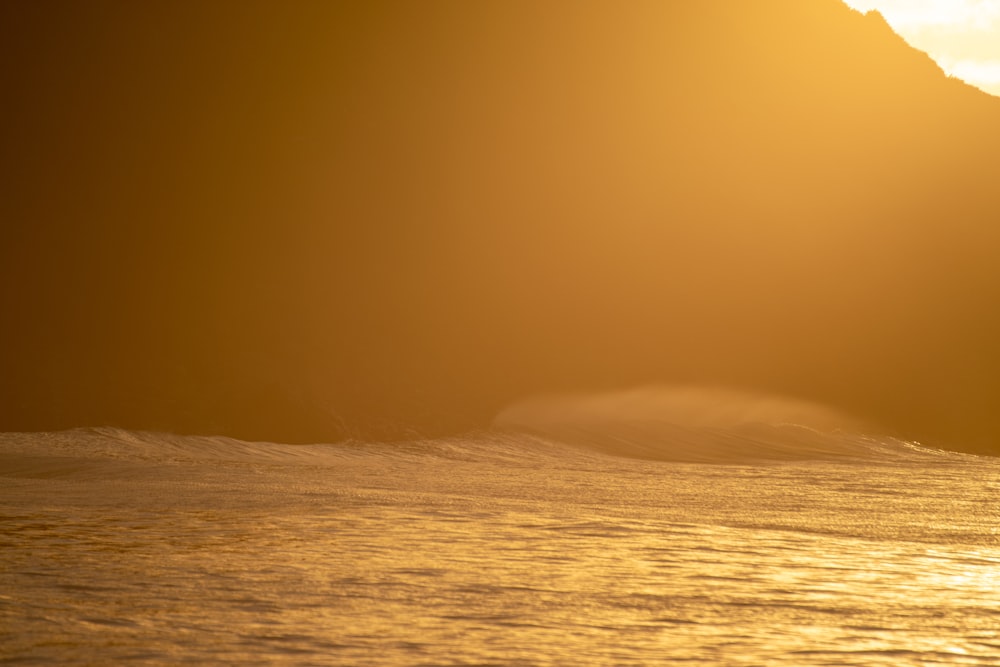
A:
[3, 390, 999, 665]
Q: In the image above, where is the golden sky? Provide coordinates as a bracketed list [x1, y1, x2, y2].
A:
[843, 0, 1000, 96]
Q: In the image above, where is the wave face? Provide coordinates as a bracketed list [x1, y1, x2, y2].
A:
[493, 386, 929, 463]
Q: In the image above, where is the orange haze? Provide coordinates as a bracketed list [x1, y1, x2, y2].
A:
[2, 1, 1000, 452]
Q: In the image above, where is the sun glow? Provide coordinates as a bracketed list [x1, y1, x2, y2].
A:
[842, 0, 1000, 96]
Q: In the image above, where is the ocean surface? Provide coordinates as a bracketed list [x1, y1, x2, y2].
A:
[3, 391, 1000, 665]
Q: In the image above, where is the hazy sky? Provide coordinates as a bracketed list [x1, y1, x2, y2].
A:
[2, 0, 1000, 446]
[843, 0, 1000, 96]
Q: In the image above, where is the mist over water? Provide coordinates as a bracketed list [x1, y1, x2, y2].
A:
[494, 385, 883, 462]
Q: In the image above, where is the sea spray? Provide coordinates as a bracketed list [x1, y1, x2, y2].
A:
[493, 385, 922, 462]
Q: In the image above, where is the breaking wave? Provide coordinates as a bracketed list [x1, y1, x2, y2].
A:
[0, 387, 956, 479]
[493, 385, 937, 463]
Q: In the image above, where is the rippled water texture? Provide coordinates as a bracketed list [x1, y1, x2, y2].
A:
[2, 428, 999, 665]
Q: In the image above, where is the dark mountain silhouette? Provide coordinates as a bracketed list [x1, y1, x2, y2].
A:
[3, 1, 1000, 452]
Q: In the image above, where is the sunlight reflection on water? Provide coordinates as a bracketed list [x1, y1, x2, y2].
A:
[2, 431, 999, 665]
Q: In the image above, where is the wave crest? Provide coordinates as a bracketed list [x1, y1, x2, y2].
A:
[492, 386, 912, 462]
